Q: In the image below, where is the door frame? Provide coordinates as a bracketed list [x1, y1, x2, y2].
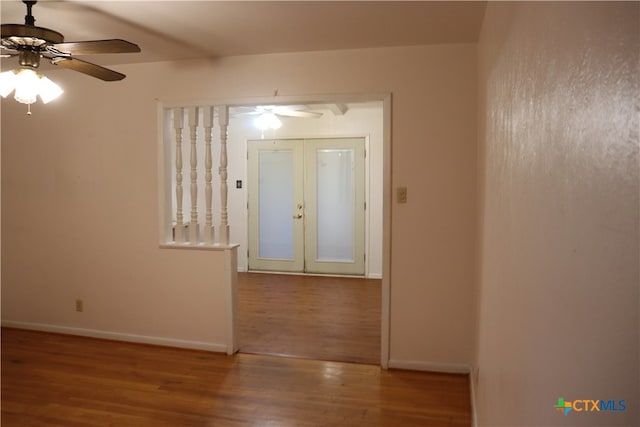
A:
[232, 93, 391, 369]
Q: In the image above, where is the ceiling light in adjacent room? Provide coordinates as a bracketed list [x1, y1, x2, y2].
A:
[254, 112, 282, 130]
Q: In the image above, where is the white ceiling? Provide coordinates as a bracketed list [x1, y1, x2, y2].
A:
[1, 0, 487, 66]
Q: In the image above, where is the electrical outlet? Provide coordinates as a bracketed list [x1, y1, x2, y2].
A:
[397, 187, 408, 203]
[75, 299, 83, 313]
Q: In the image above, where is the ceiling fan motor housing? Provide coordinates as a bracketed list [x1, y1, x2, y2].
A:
[1, 24, 65, 70]
[18, 50, 40, 68]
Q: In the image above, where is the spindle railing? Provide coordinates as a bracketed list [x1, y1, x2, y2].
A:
[165, 105, 232, 246]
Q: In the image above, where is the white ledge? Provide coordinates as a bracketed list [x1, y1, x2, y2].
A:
[159, 242, 240, 251]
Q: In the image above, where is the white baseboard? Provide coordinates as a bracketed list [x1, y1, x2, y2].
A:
[387, 358, 471, 374]
[241, 269, 382, 280]
[2, 320, 228, 353]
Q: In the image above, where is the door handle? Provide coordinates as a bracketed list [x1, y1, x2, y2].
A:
[293, 213, 303, 219]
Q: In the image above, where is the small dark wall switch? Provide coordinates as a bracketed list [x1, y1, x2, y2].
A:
[236, 180, 242, 189]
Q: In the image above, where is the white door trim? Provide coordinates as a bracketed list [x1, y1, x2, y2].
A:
[381, 94, 391, 369]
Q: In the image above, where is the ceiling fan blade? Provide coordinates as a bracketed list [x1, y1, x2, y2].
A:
[275, 105, 307, 111]
[272, 105, 323, 118]
[0, 47, 17, 58]
[51, 39, 141, 55]
[234, 111, 261, 117]
[51, 57, 126, 81]
[277, 110, 323, 118]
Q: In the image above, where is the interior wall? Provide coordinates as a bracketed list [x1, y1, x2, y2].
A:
[2, 43, 477, 366]
[476, 2, 639, 426]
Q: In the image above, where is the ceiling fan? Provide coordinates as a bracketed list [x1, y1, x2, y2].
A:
[1, 0, 141, 82]
[235, 105, 323, 130]
[237, 105, 324, 119]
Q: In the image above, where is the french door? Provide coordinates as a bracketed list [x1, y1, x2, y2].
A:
[248, 138, 365, 275]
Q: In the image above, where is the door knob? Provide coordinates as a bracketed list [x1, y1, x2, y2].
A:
[293, 213, 303, 219]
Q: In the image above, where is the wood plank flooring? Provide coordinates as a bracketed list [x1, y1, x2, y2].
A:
[1, 328, 471, 426]
[238, 272, 381, 364]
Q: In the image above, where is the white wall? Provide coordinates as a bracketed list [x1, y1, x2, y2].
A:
[2, 43, 477, 367]
[476, 2, 639, 425]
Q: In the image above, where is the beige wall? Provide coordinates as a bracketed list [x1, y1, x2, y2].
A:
[2, 44, 477, 366]
[476, 2, 639, 426]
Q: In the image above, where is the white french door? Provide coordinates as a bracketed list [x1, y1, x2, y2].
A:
[248, 139, 305, 272]
[304, 138, 365, 274]
[248, 138, 365, 275]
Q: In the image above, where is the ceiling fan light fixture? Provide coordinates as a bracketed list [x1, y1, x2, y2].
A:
[0, 68, 63, 105]
[254, 112, 282, 130]
[0, 0, 140, 113]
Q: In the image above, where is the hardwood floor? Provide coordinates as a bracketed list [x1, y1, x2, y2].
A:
[238, 272, 381, 364]
[1, 328, 471, 426]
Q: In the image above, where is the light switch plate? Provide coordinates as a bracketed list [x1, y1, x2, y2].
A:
[397, 187, 407, 203]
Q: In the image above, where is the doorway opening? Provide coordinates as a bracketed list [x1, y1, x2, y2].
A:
[229, 99, 387, 365]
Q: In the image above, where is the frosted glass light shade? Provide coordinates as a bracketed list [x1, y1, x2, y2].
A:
[39, 75, 64, 104]
[0, 70, 17, 97]
[13, 68, 40, 104]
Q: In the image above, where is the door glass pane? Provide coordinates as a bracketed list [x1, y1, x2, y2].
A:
[316, 149, 354, 262]
[259, 151, 293, 259]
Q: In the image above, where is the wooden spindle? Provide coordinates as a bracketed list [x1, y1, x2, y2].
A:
[173, 108, 186, 243]
[203, 106, 215, 244]
[218, 105, 230, 245]
[188, 106, 200, 244]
